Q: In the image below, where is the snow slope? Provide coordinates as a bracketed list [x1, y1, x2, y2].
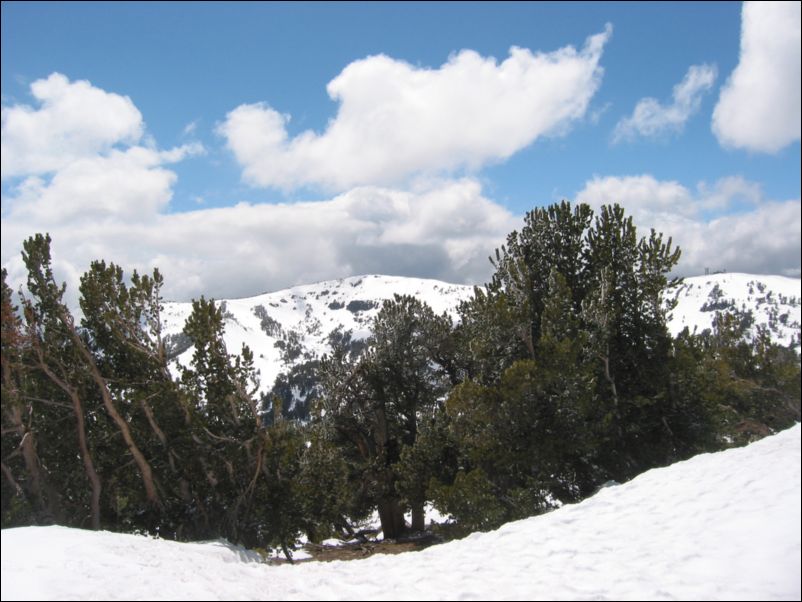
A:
[3, 424, 799, 601]
[161, 273, 801, 401]
[668, 273, 801, 349]
[161, 275, 476, 397]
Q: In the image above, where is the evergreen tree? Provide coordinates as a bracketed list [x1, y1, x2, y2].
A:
[180, 297, 257, 541]
[439, 201, 691, 530]
[317, 295, 452, 538]
[297, 421, 371, 542]
[1, 267, 64, 526]
[78, 259, 190, 532]
[690, 313, 801, 445]
[22, 235, 162, 517]
[452, 203, 592, 386]
[5, 224, 797, 548]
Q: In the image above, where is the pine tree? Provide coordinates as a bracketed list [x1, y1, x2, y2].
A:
[78, 259, 194, 533]
[318, 295, 452, 538]
[1, 267, 64, 526]
[180, 296, 255, 541]
[439, 201, 690, 531]
[22, 235, 162, 516]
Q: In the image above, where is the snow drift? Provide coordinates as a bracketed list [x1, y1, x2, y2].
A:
[2, 424, 800, 601]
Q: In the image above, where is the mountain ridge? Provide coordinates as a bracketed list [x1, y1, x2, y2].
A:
[161, 272, 801, 410]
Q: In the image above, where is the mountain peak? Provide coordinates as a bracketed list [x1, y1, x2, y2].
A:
[162, 273, 801, 406]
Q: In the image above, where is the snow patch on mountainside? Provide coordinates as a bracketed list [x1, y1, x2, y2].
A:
[161, 275, 475, 396]
[667, 273, 801, 349]
[161, 272, 801, 399]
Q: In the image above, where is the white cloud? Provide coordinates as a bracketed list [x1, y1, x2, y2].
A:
[1, 73, 204, 226]
[4, 144, 204, 224]
[612, 64, 717, 143]
[712, 1, 801, 153]
[218, 26, 612, 192]
[576, 174, 801, 277]
[1, 73, 144, 178]
[1, 72, 515, 307]
[2, 179, 517, 305]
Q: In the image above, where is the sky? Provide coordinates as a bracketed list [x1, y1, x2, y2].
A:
[1, 1, 800, 302]
[2, 423, 799, 600]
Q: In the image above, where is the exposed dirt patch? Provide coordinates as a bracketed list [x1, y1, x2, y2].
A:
[268, 533, 441, 564]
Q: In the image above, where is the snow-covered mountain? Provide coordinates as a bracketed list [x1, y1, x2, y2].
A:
[667, 273, 801, 349]
[162, 273, 801, 402]
[161, 275, 476, 398]
[2, 423, 799, 600]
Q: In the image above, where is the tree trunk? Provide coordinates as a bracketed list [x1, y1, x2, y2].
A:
[6, 407, 47, 518]
[36, 360, 102, 529]
[2, 343, 61, 522]
[600, 348, 618, 407]
[281, 540, 294, 564]
[377, 497, 406, 540]
[61, 308, 162, 508]
[411, 501, 425, 532]
[69, 387, 102, 530]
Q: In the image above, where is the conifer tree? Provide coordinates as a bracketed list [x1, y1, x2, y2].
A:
[440, 201, 690, 529]
[318, 295, 452, 538]
[1, 268, 64, 526]
[78, 260, 192, 533]
[22, 235, 162, 515]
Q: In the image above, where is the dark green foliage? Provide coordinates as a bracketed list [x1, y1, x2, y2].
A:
[427, 469, 506, 535]
[430, 201, 791, 534]
[3, 212, 799, 548]
[266, 358, 322, 422]
[345, 300, 378, 313]
[274, 329, 304, 363]
[449, 202, 688, 497]
[326, 326, 368, 361]
[1, 235, 307, 560]
[252, 305, 283, 338]
[682, 316, 801, 446]
[395, 405, 460, 531]
[1, 266, 64, 527]
[296, 422, 372, 542]
[316, 294, 453, 538]
[433, 356, 591, 528]
[243, 416, 307, 557]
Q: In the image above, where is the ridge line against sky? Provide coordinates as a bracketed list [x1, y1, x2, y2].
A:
[1, 1, 800, 304]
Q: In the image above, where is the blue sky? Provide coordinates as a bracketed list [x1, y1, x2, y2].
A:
[1, 2, 800, 301]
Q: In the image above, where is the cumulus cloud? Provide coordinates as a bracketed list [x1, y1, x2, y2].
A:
[218, 26, 612, 192]
[1, 73, 144, 178]
[0, 71, 515, 307]
[712, 1, 801, 153]
[576, 174, 801, 277]
[612, 64, 717, 143]
[1, 73, 205, 223]
[2, 179, 517, 305]
[5, 144, 203, 224]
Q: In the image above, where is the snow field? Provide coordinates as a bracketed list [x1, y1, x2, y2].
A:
[2, 424, 799, 601]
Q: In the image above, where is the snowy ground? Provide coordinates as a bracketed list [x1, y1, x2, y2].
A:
[2, 424, 800, 601]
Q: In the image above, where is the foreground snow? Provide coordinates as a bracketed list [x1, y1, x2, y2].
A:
[2, 425, 800, 601]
